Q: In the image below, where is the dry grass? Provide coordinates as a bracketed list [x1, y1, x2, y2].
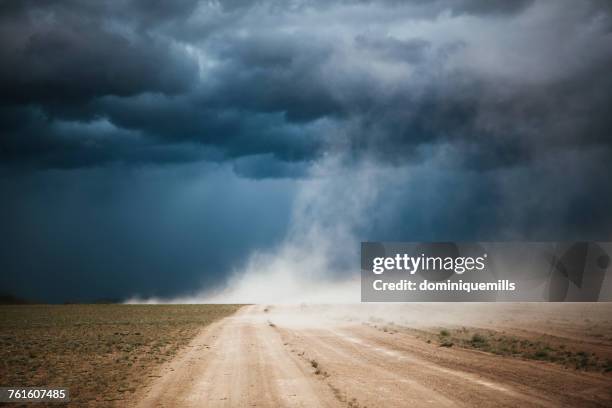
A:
[373, 322, 612, 373]
[432, 326, 612, 371]
[0, 304, 241, 406]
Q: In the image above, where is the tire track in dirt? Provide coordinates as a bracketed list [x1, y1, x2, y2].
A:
[134, 305, 612, 408]
[352, 324, 612, 407]
[279, 323, 612, 408]
[284, 328, 460, 407]
[134, 305, 338, 407]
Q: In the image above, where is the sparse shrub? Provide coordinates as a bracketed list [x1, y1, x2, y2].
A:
[534, 350, 549, 360]
[471, 333, 487, 345]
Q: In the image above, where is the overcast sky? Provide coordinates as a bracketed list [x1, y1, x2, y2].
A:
[1, 0, 611, 302]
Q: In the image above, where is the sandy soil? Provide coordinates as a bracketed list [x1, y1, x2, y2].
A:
[133, 305, 612, 408]
[133, 306, 337, 407]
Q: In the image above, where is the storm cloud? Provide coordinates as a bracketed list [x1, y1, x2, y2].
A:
[1, 0, 611, 302]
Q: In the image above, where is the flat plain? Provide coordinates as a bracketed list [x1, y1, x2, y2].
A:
[0, 304, 241, 406]
[137, 303, 612, 408]
[2, 303, 612, 407]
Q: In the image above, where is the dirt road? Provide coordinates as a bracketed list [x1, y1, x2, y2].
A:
[134, 305, 612, 407]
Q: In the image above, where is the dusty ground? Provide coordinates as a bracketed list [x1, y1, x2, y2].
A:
[0, 304, 241, 407]
[134, 304, 612, 408]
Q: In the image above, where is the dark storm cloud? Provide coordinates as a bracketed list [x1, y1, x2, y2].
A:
[0, 2, 198, 105]
[0, 0, 205, 169]
[0, 0, 336, 172]
[355, 35, 431, 63]
[2, 0, 611, 175]
[232, 154, 310, 179]
[95, 95, 327, 163]
[211, 0, 536, 17]
[1, 0, 612, 302]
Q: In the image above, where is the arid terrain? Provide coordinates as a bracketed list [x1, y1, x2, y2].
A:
[1, 303, 611, 407]
[135, 304, 612, 408]
[0, 304, 241, 406]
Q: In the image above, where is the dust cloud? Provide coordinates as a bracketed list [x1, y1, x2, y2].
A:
[129, 155, 386, 304]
